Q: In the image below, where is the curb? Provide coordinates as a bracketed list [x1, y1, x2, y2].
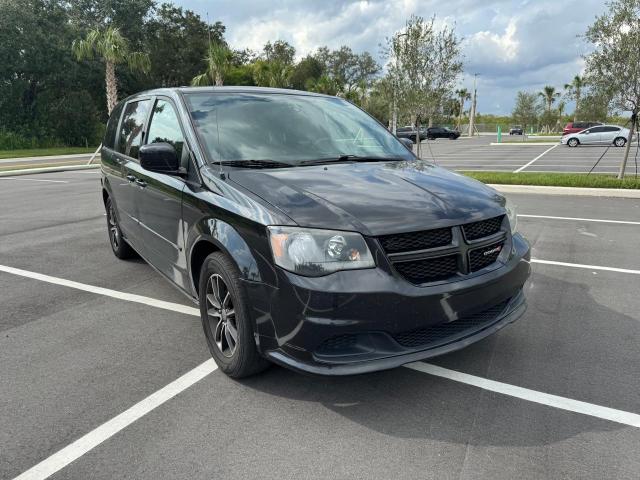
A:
[488, 183, 640, 198]
[490, 142, 559, 146]
[0, 164, 100, 177]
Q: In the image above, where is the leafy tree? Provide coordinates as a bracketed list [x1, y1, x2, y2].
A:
[512, 91, 539, 135]
[577, 92, 610, 121]
[290, 56, 323, 90]
[145, 4, 224, 87]
[454, 88, 471, 128]
[191, 42, 233, 86]
[72, 26, 151, 114]
[584, 0, 640, 178]
[252, 59, 293, 88]
[263, 40, 296, 65]
[314, 46, 380, 94]
[564, 75, 586, 123]
[305, 74, 339, 95]
[385, 15, 463, 149]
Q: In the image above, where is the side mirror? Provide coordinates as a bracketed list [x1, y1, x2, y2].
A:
[399, 137, 414, 150]
[139, 143, 180, 174]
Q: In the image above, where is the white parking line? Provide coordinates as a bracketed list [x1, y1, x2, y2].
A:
[12, 360, 217, 480]
[519, 214, 640, 225]
[513, 144, 559, 173]
[0, 265, 199, 316]
[531, 259, 640, 275]
[0, 177, 68, 184]
[405, 363, 640, 428]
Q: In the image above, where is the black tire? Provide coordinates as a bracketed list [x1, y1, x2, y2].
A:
[449, 134, 455, 140]
[614, 137, 626, 147]
[105, 197, 136, 259]
[199, 252, 270, 378]
[567, 138, 579, 147]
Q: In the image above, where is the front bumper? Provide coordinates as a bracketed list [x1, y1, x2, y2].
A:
[245, 233, 531, 375]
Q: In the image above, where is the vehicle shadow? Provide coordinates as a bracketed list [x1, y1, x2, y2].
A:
[239, 272, 634, 446]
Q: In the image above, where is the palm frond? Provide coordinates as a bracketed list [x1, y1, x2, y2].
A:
[191, 73, 212, 86]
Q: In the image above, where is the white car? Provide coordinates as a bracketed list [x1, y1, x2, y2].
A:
[561, 125, 630, 147]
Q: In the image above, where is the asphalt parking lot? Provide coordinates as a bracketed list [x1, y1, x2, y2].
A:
[2, 169, 640, 480]
[418, 135, 640, 174]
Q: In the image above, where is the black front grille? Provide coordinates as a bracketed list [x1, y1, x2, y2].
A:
[392, 298, 511, 348]
[462, 215, 504, 240]
[469, 241, 504, 272]
[393, 254, 458, 284]
[379, 227, 452, 253]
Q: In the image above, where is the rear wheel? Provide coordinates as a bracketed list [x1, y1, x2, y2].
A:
[567, 138, 579, 147]
[614, 137, 626, 147]
[105, 197, 135, 259]
[199, 252, 270, 378]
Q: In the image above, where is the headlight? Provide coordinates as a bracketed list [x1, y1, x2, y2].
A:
[267, 226, 375, 276]
[504, 198, 517, 234]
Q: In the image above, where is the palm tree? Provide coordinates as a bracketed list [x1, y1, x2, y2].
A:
[252, 60, 293, 88]
[539, 85, 560, 113]
[564, 75, 585, 123]
[555, 100, 566, 132]
[454, 88, 471, 129]
[72, 27, 150, 114]
[192, 42, 232, 87]
[306, 75, 339, 95]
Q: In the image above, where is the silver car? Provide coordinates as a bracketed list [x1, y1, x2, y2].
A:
[561, 124, 630, 147]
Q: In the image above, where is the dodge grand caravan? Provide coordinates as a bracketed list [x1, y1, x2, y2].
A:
[101, 87, 530, 378]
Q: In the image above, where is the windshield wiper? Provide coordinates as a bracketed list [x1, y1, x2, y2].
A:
[303, 155, 406, 165]
[218, 159, 293, 169]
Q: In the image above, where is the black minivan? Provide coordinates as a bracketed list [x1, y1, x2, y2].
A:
[101, 87, 530, 378]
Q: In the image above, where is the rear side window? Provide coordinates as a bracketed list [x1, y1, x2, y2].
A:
[590, 126, 606, 133]
[603, 126, 620, 132]
[118, 100, 150, 159]
[574, 122, 586, 129]
[147, 99, 185, 165]
[103, 102, 124, 150]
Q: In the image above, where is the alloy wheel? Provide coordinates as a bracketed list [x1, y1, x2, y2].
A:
[206, 273, 238, 357]
[107, 203, 120, 249]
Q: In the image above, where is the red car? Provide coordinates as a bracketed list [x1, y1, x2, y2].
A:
[563, 121, 603, 136]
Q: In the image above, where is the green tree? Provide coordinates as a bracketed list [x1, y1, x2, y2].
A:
[384, 15, 463, 149]
[263, 40, 295, 65]
[145, 4, 225, 88]
[191, 42, 233, 86]
[305, 74, 339, 95]
[290, 56, 323, 90]
[252, 59, 293, 88]
[512, 91, 539, 135]
[454, 88, 471, 128]
[314, 46, 380, 95]
[584, 0, 640, 178]
[564, 75, 586, 123]
[72, 26, 150, 114]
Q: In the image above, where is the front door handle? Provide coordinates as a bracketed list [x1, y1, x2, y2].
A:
[126, 174, 136, 182]
[135, 179, 147, 188]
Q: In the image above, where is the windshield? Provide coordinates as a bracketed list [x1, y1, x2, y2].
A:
[185, 93, 414, 165]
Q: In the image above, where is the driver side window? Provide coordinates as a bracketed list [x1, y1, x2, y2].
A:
[147, 99, 187, 168]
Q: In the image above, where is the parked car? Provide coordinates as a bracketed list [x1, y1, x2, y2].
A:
[561, 124, 630, 147]
[101, 86, 530, 378]
[426, 126, 460, 140]
[562, 121, 603, 136]
[396, 125, 428, 143]
[509, 126, 523, 135]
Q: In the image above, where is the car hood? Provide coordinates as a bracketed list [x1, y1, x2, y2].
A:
[228, 160, 506, 235]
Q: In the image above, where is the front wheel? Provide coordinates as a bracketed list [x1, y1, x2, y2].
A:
[614, 137, 626, 147]
[567, 138, 579, 147]
[199, 252, 270, 378]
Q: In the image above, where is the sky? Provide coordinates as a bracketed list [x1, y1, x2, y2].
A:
[176, 0, 606, 115]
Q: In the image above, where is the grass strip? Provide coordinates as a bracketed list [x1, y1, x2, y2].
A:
[462, 171, 640, 189]
[0, 147, 97, 159]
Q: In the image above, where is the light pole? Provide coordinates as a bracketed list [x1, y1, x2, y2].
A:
[468, 73, 479, 137]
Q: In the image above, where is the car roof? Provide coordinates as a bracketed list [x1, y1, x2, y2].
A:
[132, 86, 332, 99]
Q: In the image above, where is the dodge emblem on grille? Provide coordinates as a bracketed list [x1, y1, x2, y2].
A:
[483, 245, 502, 256]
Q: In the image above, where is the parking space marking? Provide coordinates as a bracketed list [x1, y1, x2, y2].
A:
[405, 363, 640, 428]
[531, 259, 640, 275]
[0, 177, 68, 184]
[0, 265, 199, 316]
[13, 360, 217, 480]
[513, 144, 560, 173]
[519, 214, 640, 225]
